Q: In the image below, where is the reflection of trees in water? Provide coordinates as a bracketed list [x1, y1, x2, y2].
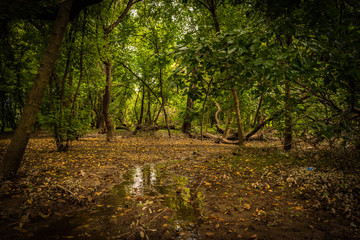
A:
[114, 164, 204, 223]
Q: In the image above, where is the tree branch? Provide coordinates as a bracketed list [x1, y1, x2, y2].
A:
[104, 0, 142, 34]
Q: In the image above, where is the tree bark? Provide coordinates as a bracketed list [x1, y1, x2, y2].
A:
[231, 87, 245, 146]
[215, 101, 222, 126]
[103, 61, 114, 141]
[139, 86, 145, 125]
[182, 84, 195, 134]
[1, 0, 73, 179]
[245, 117, 274, 141]
[222, 109, 233, 139]
[253, 94, 263, 127]
[200, 78, 213, 140]
[145, 89, 152, 126]
[284, 79, 292, 151]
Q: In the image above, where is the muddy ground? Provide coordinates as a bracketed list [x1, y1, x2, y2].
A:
[0, 130, 359, 239]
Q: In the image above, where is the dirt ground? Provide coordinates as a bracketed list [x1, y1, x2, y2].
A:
[0, 130, 359, 239]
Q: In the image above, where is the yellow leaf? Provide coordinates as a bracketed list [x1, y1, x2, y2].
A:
[40, 212, 50, 219]
[204, 181, 212, 186]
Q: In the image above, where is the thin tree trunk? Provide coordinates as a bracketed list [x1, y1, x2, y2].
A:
[182, 84, 195, 134]
[66, 13, 86, 147]
[159, 68, 171, 137]
[231, 87, 244, 146]
[103, 61, 114, 141]
[200, 78, 213, 140]
[222, 109, 233, 139]
[284, 79, 292, 151]
[215, 101, 222, 125]
[253, 94, 263, 127]
[245, 117, 274, 141]
[145, 89, 152, 126]
[139, 86, 145, 125]
[99, 0, 141, 141]
[1, 0, 73, 179]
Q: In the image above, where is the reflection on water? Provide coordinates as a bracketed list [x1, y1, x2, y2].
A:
[111, 164, 203, 224]
[32, 164, 203, 239]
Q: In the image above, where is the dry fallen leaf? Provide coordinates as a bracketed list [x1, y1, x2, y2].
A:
[244, 204, 251, 210]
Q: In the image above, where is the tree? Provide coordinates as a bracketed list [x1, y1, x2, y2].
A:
[98, 0, 142, 141]
[1, 0, 105, 179]
[1, 0, 74, 179]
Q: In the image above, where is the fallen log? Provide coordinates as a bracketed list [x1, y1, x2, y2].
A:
[245, 117, 274, 140]
[202, 132, 239, 145]
[134, 124, 176, 134]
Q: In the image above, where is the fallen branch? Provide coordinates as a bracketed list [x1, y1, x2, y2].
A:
[245, 117, 274, 140]
[144, 208, 169, 227]
[56, 184, 80, 202]
[202, 132, 239, 145]
[191, 176, 205, 200]
[0, 221, 20, 233]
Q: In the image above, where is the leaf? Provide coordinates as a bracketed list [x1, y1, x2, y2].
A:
[40, 211, 50, 219]
[204, 181, 212, 186]
[206, 232, 215, 236]
[244, 204, 251, 210]
[228, 47, 237, 54]
[215, 223, 220, 230]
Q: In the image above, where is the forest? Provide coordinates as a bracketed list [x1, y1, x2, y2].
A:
[0, 0, 359, 239]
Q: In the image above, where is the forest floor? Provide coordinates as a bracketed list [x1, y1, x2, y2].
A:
[0, 130, 360, 240]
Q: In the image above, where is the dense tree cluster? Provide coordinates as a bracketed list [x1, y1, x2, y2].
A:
[1, 0, 359, 178]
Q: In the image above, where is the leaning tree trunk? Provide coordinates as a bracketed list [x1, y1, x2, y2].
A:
[103, 61, 114, 141]
[1, 0, 73, 179]
[231, 87, 245, 146]
[284, 79, 292, 151]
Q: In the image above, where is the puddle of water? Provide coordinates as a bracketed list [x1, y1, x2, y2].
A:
[31, 163, 204, 239]
[111, 164, 204, 239]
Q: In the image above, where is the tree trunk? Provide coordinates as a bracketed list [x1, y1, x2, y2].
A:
[145, 89, 152, 126]
[103, 61, 114, 141]
[1, 0, 73, 179]
[222, 109, 233, 139]
[284, 79, 292, 151]
[139, 86, 145, 125]
[66, 13, 86, 148]
[200, 78, 213, 140]
[182, 84, 195, 134]
[231, 87, 244, 146]
[245, 117, 274, 141]
[253, 94, 263, 127]
[159, 68, 171, 138]
[215, 101, 222, 125]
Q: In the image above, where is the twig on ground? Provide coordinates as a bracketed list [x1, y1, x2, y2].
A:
[56, 184, 80, 202]
[191, 176, 205, 200]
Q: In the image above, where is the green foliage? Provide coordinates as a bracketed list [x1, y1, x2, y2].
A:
[1, 0, 359, 149]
